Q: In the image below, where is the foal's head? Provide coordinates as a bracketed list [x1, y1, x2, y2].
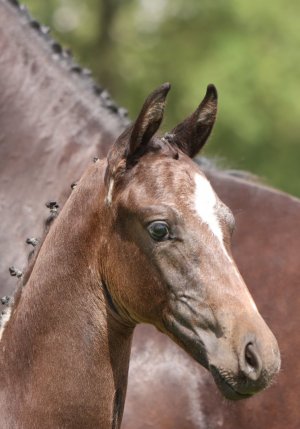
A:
[102, 83, 280, 399]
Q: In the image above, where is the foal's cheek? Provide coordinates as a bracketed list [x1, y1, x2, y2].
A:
[111, 245, 166, 324]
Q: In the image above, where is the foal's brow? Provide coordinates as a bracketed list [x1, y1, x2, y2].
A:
[137, 205, 181, 224]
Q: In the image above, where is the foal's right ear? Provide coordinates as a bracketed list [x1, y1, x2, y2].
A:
[106, 83, 170, 182]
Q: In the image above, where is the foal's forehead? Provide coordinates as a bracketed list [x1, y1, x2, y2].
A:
[131, 153, 234, 230]
[134, 153, 216, 201]
[136, 152, 199, 189]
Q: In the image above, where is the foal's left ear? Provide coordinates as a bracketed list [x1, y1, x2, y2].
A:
[166, 84, 218, 158]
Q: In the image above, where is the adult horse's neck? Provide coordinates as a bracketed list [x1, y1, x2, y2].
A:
[0, 161, 133, 428]
[0, 0, 128, 295]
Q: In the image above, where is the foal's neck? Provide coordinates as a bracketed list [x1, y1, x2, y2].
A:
[1, 162, 134, 429]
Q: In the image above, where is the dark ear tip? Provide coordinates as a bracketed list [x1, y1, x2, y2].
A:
[146, 82, 171, 105]
[161, 82, 171, 91]
[206, 84, 218, 100]
[157, 82, 171, 97]
[147, 82, 171, 104]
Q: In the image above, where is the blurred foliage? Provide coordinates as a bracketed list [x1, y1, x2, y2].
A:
[24, 0, 300, 195]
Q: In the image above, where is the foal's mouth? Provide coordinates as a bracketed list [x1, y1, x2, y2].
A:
[209, 366, 254, 401]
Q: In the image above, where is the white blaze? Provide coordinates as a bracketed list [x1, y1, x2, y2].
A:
[194, 173, 224, 244]
[193, 173, 258, 312]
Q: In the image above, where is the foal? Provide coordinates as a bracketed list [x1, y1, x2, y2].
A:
[0, 84, 280, 428]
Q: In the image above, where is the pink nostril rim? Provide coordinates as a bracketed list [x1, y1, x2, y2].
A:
[243, 343, 262, 381]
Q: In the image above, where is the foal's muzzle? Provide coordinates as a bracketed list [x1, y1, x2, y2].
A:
[208, 332, 280, 400]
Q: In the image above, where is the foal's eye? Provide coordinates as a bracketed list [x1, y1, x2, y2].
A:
[147, 221, 170, 241]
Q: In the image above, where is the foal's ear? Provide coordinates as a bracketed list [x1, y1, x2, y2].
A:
[105, 83, 170, 193]
[166, 84, 218, 158]
[128, 82, 171, 156]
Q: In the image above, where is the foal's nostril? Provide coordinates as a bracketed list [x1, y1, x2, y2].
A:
[245, 343, 258, 368]
[241, 342, 262, 381]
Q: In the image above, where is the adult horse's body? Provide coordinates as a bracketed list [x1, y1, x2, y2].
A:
[0, 1, 298, 428]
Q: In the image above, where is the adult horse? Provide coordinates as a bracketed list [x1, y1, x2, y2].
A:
[0, 1, 298, 428]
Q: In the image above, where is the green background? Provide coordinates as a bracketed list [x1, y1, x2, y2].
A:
[24, 0, 300, 196]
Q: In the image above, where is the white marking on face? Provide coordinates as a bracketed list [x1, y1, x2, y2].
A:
[0, 307, 12, 341]
[193, 173, 258, 313]
[194, 173, 229, 257]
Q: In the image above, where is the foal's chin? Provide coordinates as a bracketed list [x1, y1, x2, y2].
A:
[209, 366, 256, 401]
